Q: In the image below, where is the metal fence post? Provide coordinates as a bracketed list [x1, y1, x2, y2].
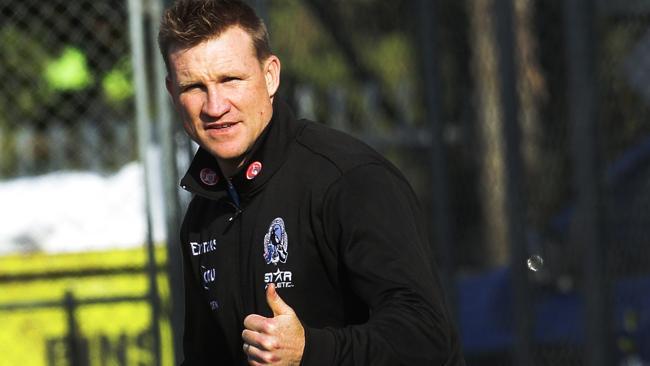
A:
[150, 0, 186, 363]
[64, 291, 82, 366]
[414, 0, 456, 314]
[127, 0, 162, 365]
[565, 0, 611, 365]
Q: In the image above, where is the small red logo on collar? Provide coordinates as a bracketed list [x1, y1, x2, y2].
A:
[246, 161, 262, 180]
[200, 168, 219, 186]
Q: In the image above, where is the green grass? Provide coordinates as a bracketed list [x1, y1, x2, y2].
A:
[0, 247, 175, 366]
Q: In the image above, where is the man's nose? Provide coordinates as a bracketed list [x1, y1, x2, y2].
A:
[202, 87, 230, 118]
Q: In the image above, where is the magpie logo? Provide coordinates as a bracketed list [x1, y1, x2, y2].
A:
[263, 217, 288, 265]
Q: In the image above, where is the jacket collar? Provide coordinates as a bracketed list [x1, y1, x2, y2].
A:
[180, 99, 303, 203]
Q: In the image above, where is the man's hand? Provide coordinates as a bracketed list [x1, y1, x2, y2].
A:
[242, 284, 305, 366]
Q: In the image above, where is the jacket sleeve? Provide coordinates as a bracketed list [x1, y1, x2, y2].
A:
[301, 163, 464, 366]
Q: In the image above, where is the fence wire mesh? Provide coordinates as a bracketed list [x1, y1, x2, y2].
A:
[2, 0, 650, 365]
[0, 0, 136, 177]
[0, 0, 167, 365]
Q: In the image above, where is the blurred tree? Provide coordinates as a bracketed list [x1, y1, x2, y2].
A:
[0, 25, 54, 176]
[0, 0, 135, 175]
[268, 1, 350, 89]
[600, 19, 650, 158]
[467, 0, 552, 268]
[515, 0, 549, 231]
[45, 46, 94, 91]
[468, 0, 509, 267]
[0, 25, 54, 125]
[102, 57, 135, 108]
[268, 0, 419, 130]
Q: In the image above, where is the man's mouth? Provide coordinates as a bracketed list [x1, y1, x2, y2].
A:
[207, 122, 237, 130]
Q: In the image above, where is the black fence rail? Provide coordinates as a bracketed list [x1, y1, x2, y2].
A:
[0, 265, 165, 366]
[0, 265, 166, 284]
[4, 0, 650, 365]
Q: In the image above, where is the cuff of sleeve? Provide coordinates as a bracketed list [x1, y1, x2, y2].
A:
[300, 326, 336, 366]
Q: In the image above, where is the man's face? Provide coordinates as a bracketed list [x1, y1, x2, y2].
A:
[166, 26, 280, 175]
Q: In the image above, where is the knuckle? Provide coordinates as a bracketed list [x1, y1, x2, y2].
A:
[261, 339, 276, 351]
[263, 321, 276, 334]
[262, 353, 276, 363]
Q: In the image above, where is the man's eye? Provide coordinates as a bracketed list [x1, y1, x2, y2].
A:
[182, 84, 201, 92]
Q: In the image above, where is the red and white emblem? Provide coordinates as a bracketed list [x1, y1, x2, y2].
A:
[200, 168, 219, 186]
[246, 161, 262, 180]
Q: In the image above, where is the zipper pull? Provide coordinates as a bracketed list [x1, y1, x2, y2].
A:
[228, 207, 243, 222]
[223, 203, 243, 234]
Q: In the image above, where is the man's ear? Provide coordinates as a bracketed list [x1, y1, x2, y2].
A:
[165, 75, 180, 108]
[165, 76, 174, 97]
[264, 55, 281, 99]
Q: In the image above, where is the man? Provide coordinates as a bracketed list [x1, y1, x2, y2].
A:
[159, 0, 465, 365]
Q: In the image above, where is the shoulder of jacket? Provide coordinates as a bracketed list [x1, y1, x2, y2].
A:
[294, 120, 387, 175]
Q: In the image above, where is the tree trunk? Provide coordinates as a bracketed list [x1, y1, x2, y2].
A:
[515, 0, 547, 229]
[469, 0, 509, 267]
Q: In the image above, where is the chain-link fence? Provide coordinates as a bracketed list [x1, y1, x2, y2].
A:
[0, 0, 170, 365]
[432, 0, 650, 364]
[0, 0, 136, 177]
[274, 1, 650, 364]
[2, 0, 650, 365]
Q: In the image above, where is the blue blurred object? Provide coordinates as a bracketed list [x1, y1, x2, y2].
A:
[457, 268, 650, 359]
[459, 135, 650, 359]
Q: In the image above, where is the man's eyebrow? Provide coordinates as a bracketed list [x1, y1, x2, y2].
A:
[177, 79, 201, 88]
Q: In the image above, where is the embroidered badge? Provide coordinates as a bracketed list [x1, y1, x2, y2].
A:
[200, 168, 219, 186]
[263, 217, 288, 265]
[246, 161, 262, 180]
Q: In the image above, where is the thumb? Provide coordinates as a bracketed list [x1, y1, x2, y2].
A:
[266, 283, 294, 317]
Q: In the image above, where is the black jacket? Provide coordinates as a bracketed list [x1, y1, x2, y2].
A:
[179, 100, 465, 365]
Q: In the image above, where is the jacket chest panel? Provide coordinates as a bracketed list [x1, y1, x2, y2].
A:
[185, 174, 345, 324]
[240, 183, 345, 323]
